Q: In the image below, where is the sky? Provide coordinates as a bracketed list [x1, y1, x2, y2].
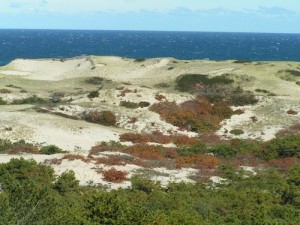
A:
[0, 0, 300, 33]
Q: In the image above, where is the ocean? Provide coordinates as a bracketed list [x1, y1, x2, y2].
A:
[1, 29, 300, 66]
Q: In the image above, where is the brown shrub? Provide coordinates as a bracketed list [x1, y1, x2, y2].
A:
[197, 133, 221, 144]
[119, 133, 150, 143]
[0, 89, 12, 93]
[268, 157, 300, 172]
[124, 144, 165, 160]
[287, 109, 298, 115]
[172, 135, 198, 146]
[276, 123, 300, 137]
[120, 132, 198, 146]
[94, 156, 126, 166]
[176, 154, 221, 169]
[155, 93, 166, 101]
[62, 154, 88, 162]
[44, 158, 63, 165]
[150, 97, 233, 133]
[89, 145, 122, 157]
[117, 88, 133, 97]
[164, 148, 178, 159]
[8, 145, 39, 154]
[128, 117, 138, 123]
[84, 110, 116, 126]
[102, 168, 128, 183]
[234, 109, 245, 115]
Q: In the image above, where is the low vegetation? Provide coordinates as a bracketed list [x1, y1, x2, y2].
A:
[0, 152, 299, 224]
[150, 96, 233, 132]
[84, 110, 117, 126]
[12, 95, 48, 104]
[176, 74, 234, 92]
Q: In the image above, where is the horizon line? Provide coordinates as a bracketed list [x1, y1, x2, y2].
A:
[0, 28, 299, 35]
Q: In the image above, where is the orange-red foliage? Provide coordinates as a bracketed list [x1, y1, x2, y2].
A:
[176, 154, 221, 169]
[102, 168, 128, 183]
[62, 154, 89, 162]
[268, 157, 300, 172]
[124, 144, 165, 160]
[120, 132, 198, 146]
[150, 96, 233, 133]
[119, 133, 151, 143]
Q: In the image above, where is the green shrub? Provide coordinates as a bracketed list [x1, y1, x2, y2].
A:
[0, 97, 7, 105]
[12, 95, 48, 104]
[255, 89, 270, 93]
[138, 101, 150, 108]
[233, 60, 252, 64]
[87, 90, 99, 98]
[0, 89, 11, 93]
[120, 101, 139, 109]
[0, 139, 13, 152]
[259, 135, 300, 160]
[85, 77, 104, 85]
[40, 145, 64, 155]
[230, 129, 244, 135]
[176, 74, 233, 92]
[176, 142, 207, 156]
[279, 69, 300, 77]
[134, 58, 146, 62]
[211, 144, 237, 159]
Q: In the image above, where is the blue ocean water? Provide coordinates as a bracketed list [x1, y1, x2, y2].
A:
[1, 29, 300, 66]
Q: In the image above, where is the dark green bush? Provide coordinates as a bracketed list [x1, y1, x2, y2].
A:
[119, 101, 139, 109]
[258, 135, 300, 160]
[134, 58, 146, 62]
[85, 77, 104, 85]
[87, 90, 99, 98]
[138, 101, 150, 108]
[230, 129, 244, 135]
[255, 89, 270, 93]
[12, 95, 48, 104]
[176, 142, 207, 156]
[0, 139, 13, 152]
[279, 69, 300, 77]
[0, 97, 7, 105]
[176, 74, 234, 92]
[40, 145, 64, 155]
[211, 144, 237, 159]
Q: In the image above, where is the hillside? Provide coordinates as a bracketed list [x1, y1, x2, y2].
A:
[0, 56, 299, 188]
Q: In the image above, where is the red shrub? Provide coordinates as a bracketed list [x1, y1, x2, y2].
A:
[176, 154, 221, 169]
[102, 168, 128, 183]
[164, 148, 178, 159]
[172, 135, 198, 146]
[124, 144, 165, 160]
[155, 93, 166, 101]
[94, 156, 126, 166]
[268, 157, 300, 172]
[150, 97, 233, 133]
[8, 145, 39, 154]
[120, 133, 150, 143]
[234, 109, 245, 115]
